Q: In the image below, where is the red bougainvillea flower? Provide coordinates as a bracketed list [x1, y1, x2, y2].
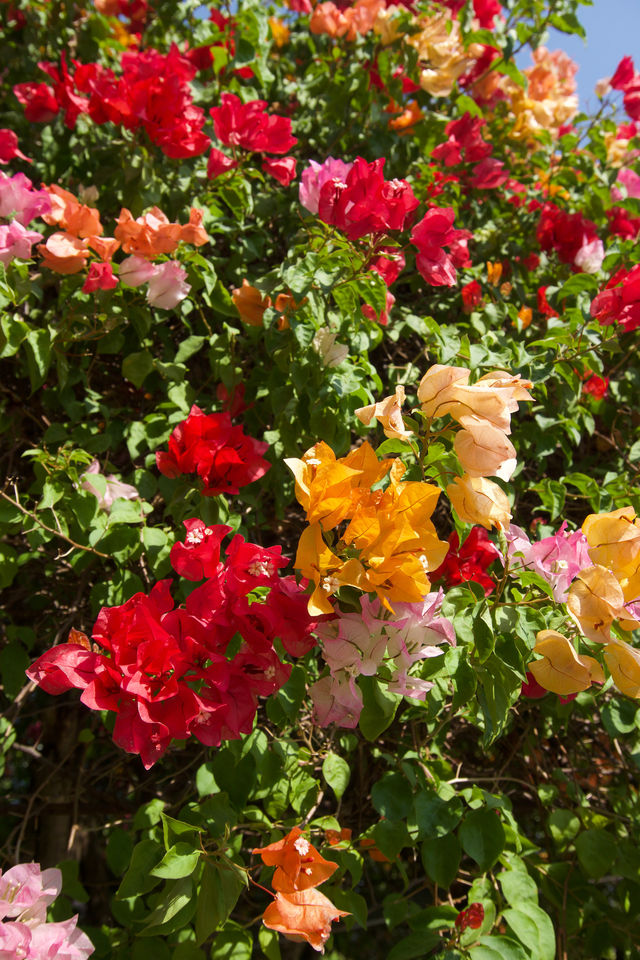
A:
[317, 156, 418, 240]
[410, 207, 471, 286]
[581, 371, 609, 400]
[536, 202, 601, 272]
[82, 261, 118, 293]
[253, 828, 338, 893]
[430, 527, 500, 595]
[455, 902, 484, 932]
[210, 92, 297, 154]
[590, 265, 640, 332]
[155, 405, 270, 496]
[0, 129, 31, 164]
[13, 81, 60, 123]
[461, 279, 483, 312]
[27, 532, 318, 768]
[261, 888, 349, 953]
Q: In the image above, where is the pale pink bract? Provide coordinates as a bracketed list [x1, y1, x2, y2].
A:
[299, 157, 353, 215]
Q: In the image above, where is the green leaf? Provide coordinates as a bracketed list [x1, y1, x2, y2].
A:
[575, 829, 617, 878]
[547, 810, 580, 846]
[470, 936, 528, 960]
[258, 926, 281, 960]
[195, 861, 245, 945]
[387, 931, 442, 960]
[116, 839, 164, 899]
[421, 834, 461, 889]
[359, 676, 399, 740]
[503, 903, 555, 960]
[150, 842, 201, 879]
[175, 335, 206, 363]
[413, 789, 463, 840]
[139, 876, 196, 936]
[322, 752, 351, 800]
[459, 809, 505, 871]
[498, 860, 538, 905]
[371, 773, 413, 821]
[122, 349, 154, 388]
[209, 924, 253, 960]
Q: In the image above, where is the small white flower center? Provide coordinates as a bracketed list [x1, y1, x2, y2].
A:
[186, 529, 205, 545]
[248, 559, 275, 577]
[294, 837, 310, 856]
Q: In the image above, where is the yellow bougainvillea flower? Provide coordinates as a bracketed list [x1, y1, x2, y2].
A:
[486, 261, 503, 286]
[269, 16, 290, 48]
[453, 418, 517, 480]
[446, 474, 512, 530]
[365, 553, 431, 612]
[294, 523, 370, 616]
[565, 565, 637, 644]
[530, 630, 604, 695]
[355, 385, 413, 441]
[604, 637, 640, 699]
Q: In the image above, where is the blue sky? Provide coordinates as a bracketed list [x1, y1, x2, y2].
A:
[521, 0, 640, 112]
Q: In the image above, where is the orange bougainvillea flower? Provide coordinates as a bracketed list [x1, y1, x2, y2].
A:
[115, 206, 208, 259]
[253, 828, 338, 894]
[43, 184, 103, 238]
[387, 100, 422, 133]
[38, 232, 90, 274]
[446, 474, 512, 530]
[261, 888, 350, 953]
[269, 16, 291, 47]
[87, 235, 120, 261]
[355, 385, 413, 441]
[517, 305, 533, 329]
[360, 837, 390, 862]
[325, 828, 352, 847]
[487, 260, 503, 286]
[294, 523, 370, 615]
[530, 630, 604, 695]
[232, 279, 272, 327]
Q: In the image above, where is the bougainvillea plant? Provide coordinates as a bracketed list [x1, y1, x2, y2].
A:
[3, 1, 640, 958]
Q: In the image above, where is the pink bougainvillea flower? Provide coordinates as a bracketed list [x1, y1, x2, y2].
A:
[118, 254, 158, 287]
[0, 171, 51, 225]
[299, 157, 354, 215]
[505, 520, 592, 602]
[155, 404, 270, 496]
[82, 261, 118, 293]
[146, 260, 191, 309]
[0, 220, 42, 265]
[80, 460, 139, 512]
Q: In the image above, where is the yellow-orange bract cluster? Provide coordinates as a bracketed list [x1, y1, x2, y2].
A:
[532, 507, 640, 698]
[407, 12, 483, 98]
[502, 47, 579, 142]
[285, 440, 448, 615]
[253, 827, 349, 953]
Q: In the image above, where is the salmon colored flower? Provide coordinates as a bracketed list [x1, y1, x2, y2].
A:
[232, 279, 271, 327]
[115, 206, 208, 259]
[261, 888, 349, 953]
[418, 364, 533, 435]
[446, 474, 512, 530]
[529, 630, 604, 695]
[454, 419, 517, 480]
[38, 232, 90, 274]
[252, 828, 338, 893]
[582, 507, 640, 601]
[42, 184, 103, 238]
[355, 385, 413, 441]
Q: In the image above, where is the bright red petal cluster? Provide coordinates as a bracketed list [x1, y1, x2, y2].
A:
[455, 902, 484, 931]
[430, 527, 500, 596]
[590, 264, 640, 332]
[155, 405, 271, 497]
[410, 207, 471, 286]
[27, 525, 318, 768]
[536, 202, 599, 268]
[14, 46, 210, 159]
[317, 156, 418, 240]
